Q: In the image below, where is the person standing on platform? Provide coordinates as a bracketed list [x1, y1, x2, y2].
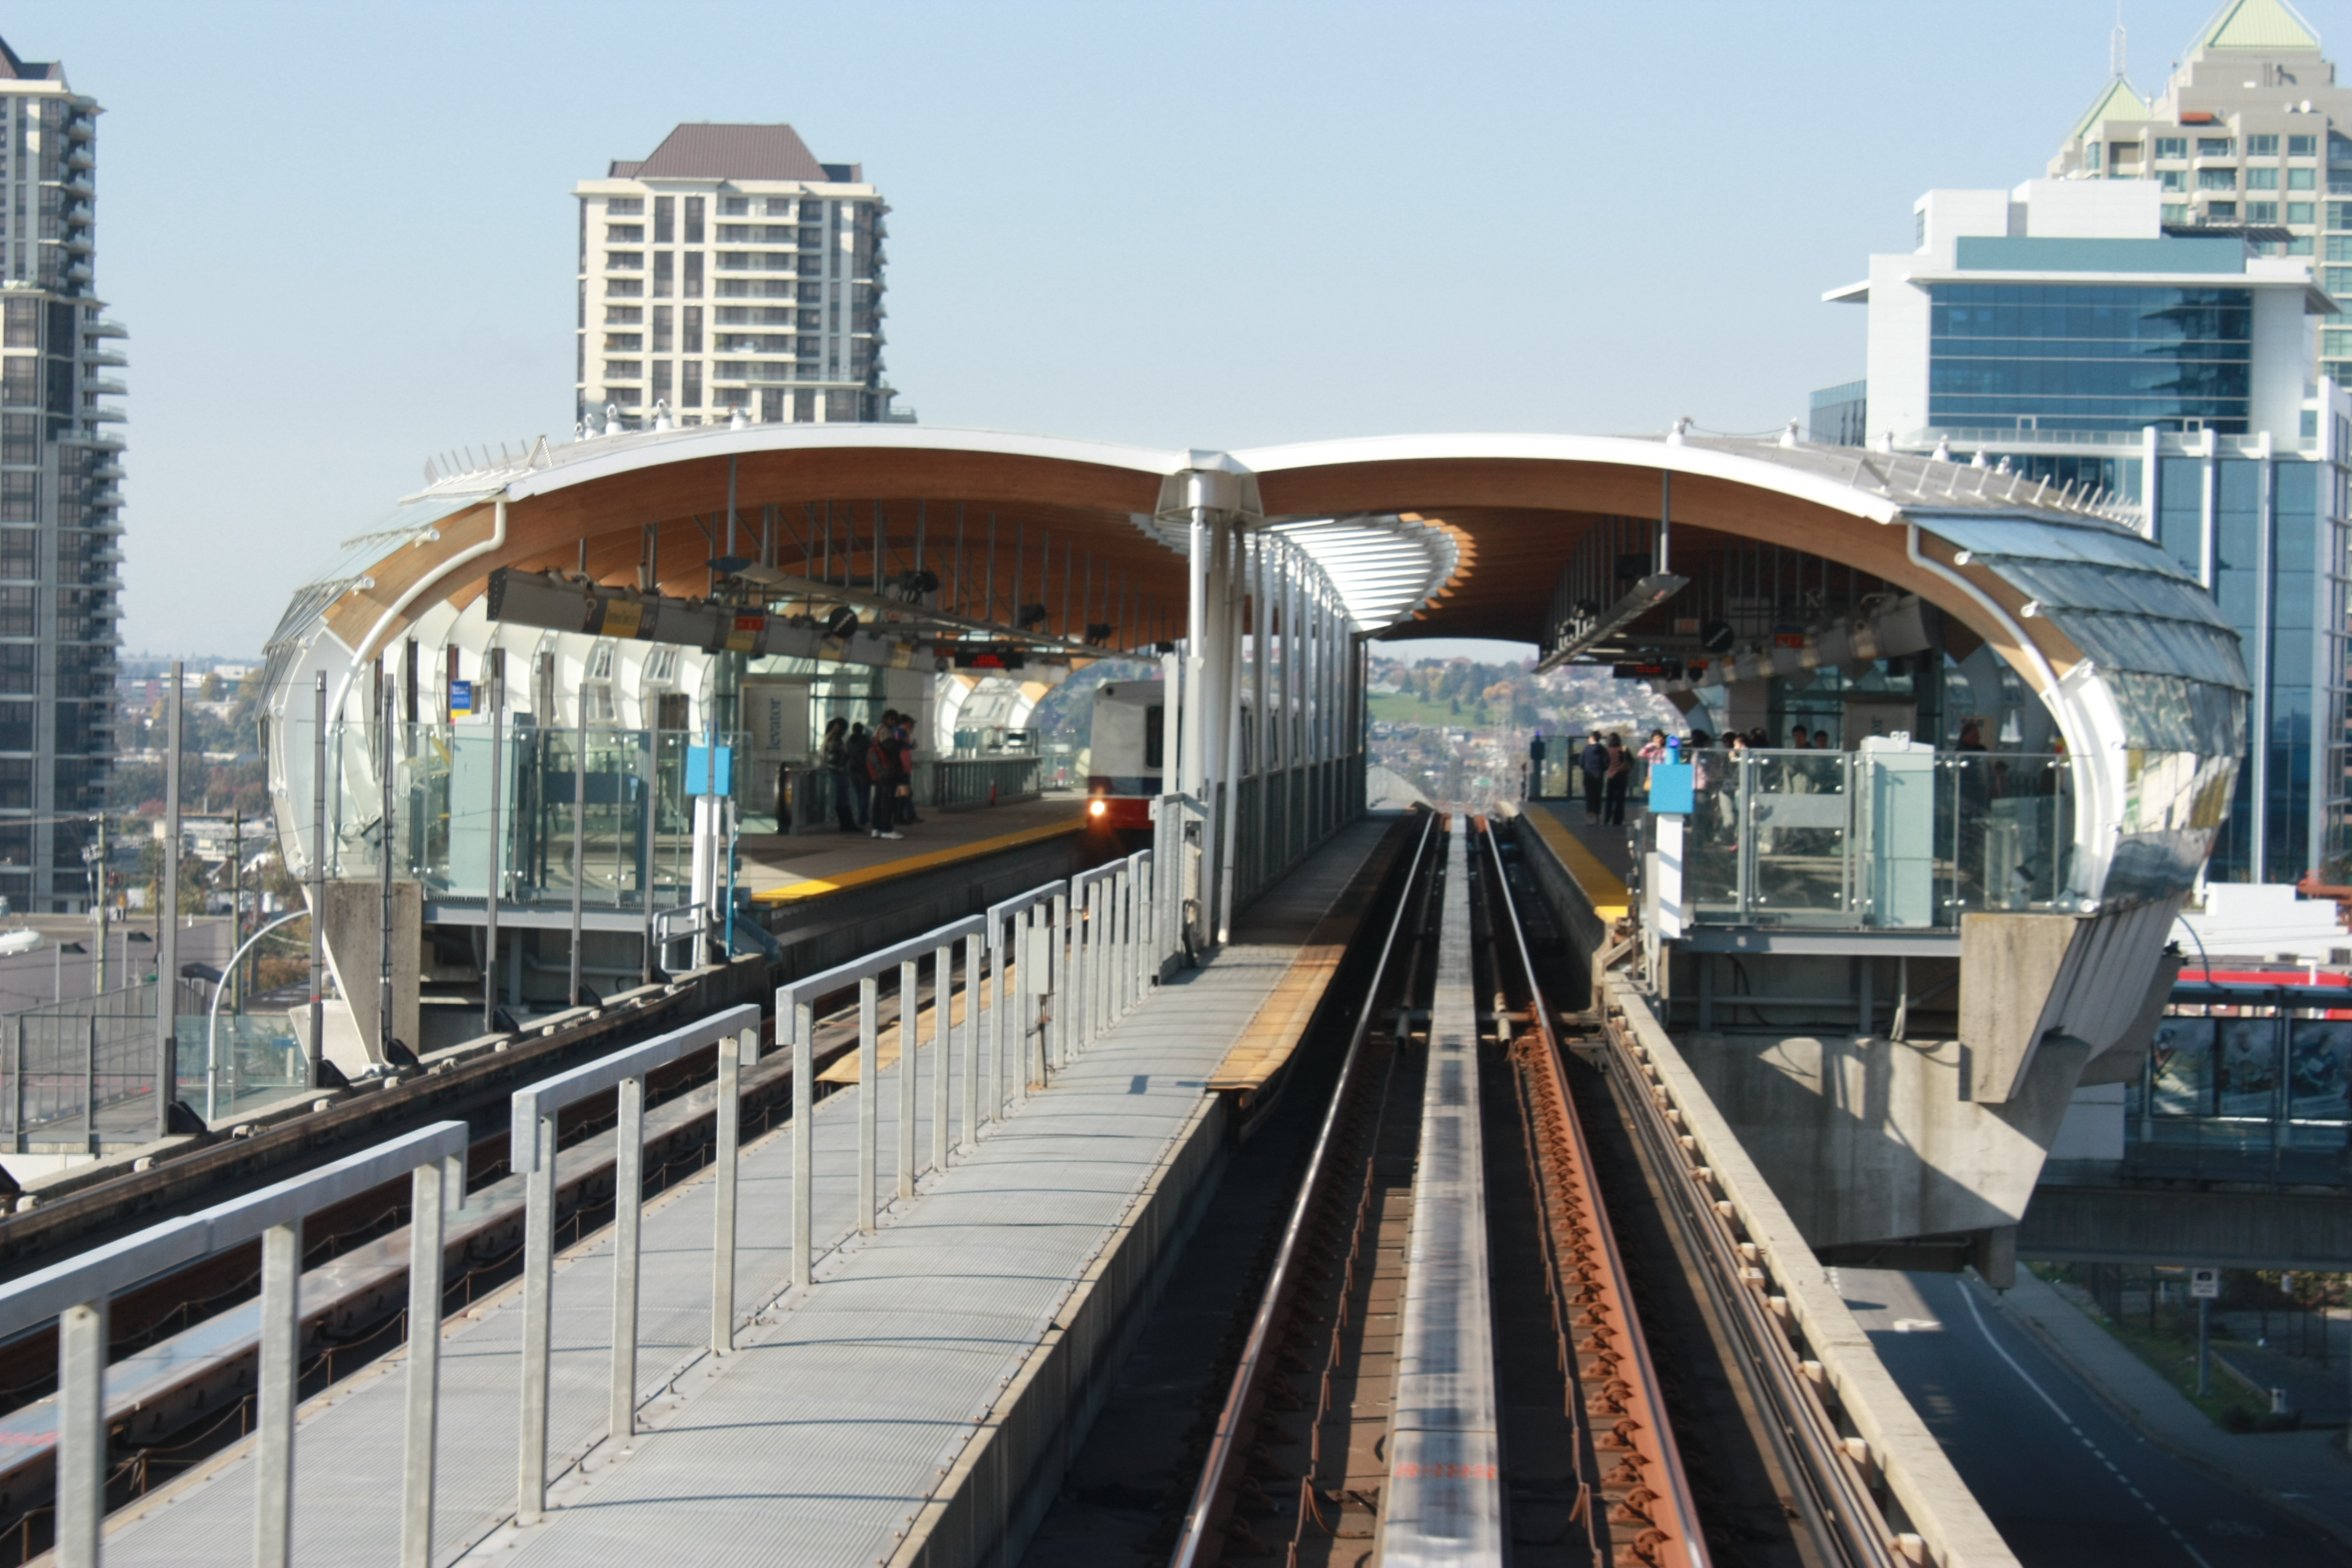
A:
[864, 717, 903, 840]
[847, 721, 873, 829]
[1527, 731, 1547, 799]
[1579, 730, 1608, 819]
[1602, 732, 1630, 825]
[821, 717, 859, 834]
[894, 711, 924, 826]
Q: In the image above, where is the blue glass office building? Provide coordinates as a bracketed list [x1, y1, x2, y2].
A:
[2152, 444, 2350, 882]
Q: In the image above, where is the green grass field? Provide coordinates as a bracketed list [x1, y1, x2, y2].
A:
[1368, 692, 1491, 729]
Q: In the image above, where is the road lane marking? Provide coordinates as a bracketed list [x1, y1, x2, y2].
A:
[1954, 1278, 2213, 1568]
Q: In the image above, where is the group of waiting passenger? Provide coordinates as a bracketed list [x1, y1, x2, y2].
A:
[1537, 723, 1857, 825]
[811, 712, 924, 840]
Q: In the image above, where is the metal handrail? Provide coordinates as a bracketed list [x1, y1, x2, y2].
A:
[0, 1119, 467, 1568]
[510, 1003, 760, 1527]
[777, 913, 990, 1287]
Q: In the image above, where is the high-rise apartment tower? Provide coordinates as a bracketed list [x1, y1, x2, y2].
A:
[0, 37, 121, 914]
[2046, 0, 2352, 384]
[574, 123, 898, 431]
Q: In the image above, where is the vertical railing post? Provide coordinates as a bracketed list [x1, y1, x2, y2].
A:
[11, 1012, 23, 1153]
[81, 1012, 94, 1153]
[897, 959, 918, 1199]
[516, 1108, 557, 1525]
[931, 943, 950, 1173]
[1075, 882, 1092, 1055]
[988, 918, 1006, 1123]
[56, 1297, 105, 1568]
[711, 1027, 745, 1353]
[1052, 889, 1070, 1069]
[792, 997, 814, 1290]
[858, 977, 878, 1233]
[961, 932, 982, 1150]
[254, 1219, 301, 1567]
[609, 1074, 644, 1442]
[401, 1157, 448, 1568]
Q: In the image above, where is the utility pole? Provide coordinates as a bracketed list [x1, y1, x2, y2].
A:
[90, 812, 106, 996]
[483, 661, 504, 1033]
[156, 660, 183, 1139]
[308, 672, 325, 1090]
[378, 667, 395, 1061]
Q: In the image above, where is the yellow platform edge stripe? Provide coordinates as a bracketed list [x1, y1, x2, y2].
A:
[750, 815, 1087, 905]
[1516, 807, 1631, 921]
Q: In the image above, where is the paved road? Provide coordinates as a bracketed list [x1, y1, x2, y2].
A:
[1837, 1268, 2340, 1567]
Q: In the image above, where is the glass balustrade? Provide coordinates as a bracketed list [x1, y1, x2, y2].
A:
[1661, 747, 2076, 930]
[314, 722, 744, 913]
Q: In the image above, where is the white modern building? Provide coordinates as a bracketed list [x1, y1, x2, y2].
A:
[1818, 174, 2351, 886]
[0, 36, 122, 913]
[573, 123, 899, 432]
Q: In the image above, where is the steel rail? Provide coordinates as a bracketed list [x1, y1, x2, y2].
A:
[1167, 807, 1438, 1568]
[1591, 961, 1902, 1567]
[1475, 819, 1709, 1568]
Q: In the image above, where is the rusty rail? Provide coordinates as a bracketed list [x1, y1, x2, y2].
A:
[1477, 818, 1708, 1568]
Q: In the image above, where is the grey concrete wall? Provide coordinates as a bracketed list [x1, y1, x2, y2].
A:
[319, 879, 420, 1063]
[1675, 1029, 2088, 1249]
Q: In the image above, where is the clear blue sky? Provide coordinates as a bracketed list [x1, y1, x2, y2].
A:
[6, 0, 2247, 657]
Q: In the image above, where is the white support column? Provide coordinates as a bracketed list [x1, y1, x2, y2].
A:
[1182, 504, 1210, 798]
[1252, 537, 1269, 898]
[1217, 525, 1245, 941]
[1200, 515, 1230, 943]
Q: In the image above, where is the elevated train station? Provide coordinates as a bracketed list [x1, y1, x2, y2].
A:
[0, 417, 2275, 1566]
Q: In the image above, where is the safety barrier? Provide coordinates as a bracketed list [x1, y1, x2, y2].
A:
[509, 1003, 761, 1526]
[0, 1120, 468, 1568]
[775, 850, 1172, 1295]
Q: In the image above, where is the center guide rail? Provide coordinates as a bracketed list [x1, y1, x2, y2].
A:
[1170, 808, 1439, 1567]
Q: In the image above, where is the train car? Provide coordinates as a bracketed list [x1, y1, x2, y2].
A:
[1084, 680, 1166, 829]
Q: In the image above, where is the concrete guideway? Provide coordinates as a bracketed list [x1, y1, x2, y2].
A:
[85, 822, 1391, 1568]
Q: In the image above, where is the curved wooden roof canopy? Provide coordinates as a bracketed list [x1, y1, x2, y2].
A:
[318, 431, 2088, 696]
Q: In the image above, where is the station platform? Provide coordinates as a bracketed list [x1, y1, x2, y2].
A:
[94, 820, 1394, 1568]
[742, 793, 1088, 906]
[1516, 800, 1634, 918]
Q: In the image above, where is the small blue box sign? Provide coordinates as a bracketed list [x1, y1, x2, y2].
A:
[686, 743, 734, 797]
[448, 679, 473, 716]
[1648, 761, 1694, 815]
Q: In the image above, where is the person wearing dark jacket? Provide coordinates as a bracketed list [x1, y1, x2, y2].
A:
[846, 721, 873, 829]
[1580, 731, 1608, 819]
[821, 717, 859, 832]
[864, 715, 903, 840]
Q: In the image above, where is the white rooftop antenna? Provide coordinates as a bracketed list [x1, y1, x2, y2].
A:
[2111, 3, 2127, 80]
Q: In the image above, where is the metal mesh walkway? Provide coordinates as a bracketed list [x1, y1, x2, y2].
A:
[100, 823, 1388, 1568]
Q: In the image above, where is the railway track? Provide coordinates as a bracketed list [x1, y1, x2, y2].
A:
[1168, 812, 1925, 1568]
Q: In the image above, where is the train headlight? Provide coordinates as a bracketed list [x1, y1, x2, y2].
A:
[1088, 799, 1108, 819]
